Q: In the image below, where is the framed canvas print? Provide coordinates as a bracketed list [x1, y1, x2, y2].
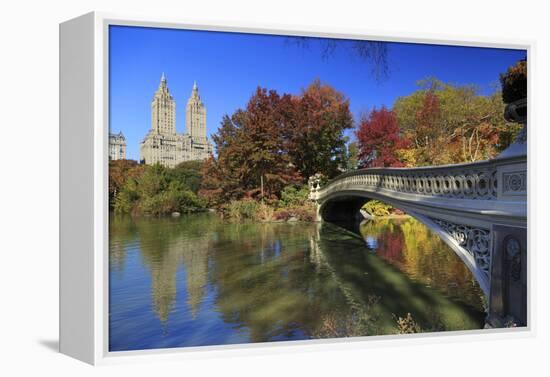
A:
[59, 12, 531, 365]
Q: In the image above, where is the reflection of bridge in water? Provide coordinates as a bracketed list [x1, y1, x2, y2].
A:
[310, 153, 527, 328]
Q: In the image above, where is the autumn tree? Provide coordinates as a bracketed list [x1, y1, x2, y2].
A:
[413, 91, 447, 165]
[109, 159, 146, 208]
[356, 107, 410, 168]
[286, 80, 353, 179]
[393, 78, 521, 165]
[199, 114, 245, 205]
[200, 88, 301, 204]
[201, 81, 353, 206]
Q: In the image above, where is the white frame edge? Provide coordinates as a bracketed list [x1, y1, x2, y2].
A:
[60, 12, 96, 364]
[59, 11, 535, 366]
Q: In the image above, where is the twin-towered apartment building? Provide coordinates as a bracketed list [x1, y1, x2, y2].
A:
[109, 74, 213, 167]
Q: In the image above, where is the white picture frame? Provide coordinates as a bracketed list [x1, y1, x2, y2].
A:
[59, 11, 534, 365]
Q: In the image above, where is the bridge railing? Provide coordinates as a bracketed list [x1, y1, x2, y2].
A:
[310, 154, 527, 203]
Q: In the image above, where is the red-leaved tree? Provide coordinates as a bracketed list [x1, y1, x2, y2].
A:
[200, 88, 301, 204]
[286, 79, 353, 180]
[356, 107, 410, 168]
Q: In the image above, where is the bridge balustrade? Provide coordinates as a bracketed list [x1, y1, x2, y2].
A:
[309, 154, 527, 328]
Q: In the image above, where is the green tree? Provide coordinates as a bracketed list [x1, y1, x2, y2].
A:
[169, 160, 204, 193]
[345, 141, 359, 171]
[114, 163, 206, 215]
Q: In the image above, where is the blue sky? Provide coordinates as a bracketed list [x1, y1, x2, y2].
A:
[109, 25, 526, 161]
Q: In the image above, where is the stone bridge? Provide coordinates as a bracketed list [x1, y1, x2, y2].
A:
[309, 154, 527, 327]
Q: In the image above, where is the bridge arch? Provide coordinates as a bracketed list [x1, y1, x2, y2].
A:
[318, 192, 491, 295]
[309, 154, 527, 326]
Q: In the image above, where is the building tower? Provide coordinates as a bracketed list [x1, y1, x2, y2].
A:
[151, 73, 176, 135]
[141, 76, 212, 167]
[185, 81, 207, 141]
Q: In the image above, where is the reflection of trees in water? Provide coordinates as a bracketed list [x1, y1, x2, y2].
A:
[110, 214, 486, 343]
[361, 219, 405, 263]
[110, 214, 214, 323]
[109, 241, 127, 273]
[313, 221, 485, 334]
[208, 218, 485, 341]
[109, 214, 139, 272]
[208, 222, 341, 343]
[359, 218, 485, 311]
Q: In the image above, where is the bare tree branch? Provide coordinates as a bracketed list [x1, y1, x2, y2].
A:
[285, 37, 389, 82]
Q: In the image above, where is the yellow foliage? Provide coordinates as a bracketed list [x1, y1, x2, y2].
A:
[395, 148, 417, 167]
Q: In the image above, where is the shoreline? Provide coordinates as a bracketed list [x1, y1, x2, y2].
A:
[111, 209, 412, 222]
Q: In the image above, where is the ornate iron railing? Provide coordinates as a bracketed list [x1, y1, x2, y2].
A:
[310, 155, 526, 202]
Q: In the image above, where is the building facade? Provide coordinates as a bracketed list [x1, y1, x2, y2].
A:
[140, 74, 213, 167]
[109, 132, 126, 160]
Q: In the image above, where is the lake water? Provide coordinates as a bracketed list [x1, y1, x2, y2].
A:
[109, 213, 485, 351]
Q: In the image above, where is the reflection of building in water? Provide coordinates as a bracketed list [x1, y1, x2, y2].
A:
[150, 252, 179, 323]
[180, 240, 210, 319]
[146, 234, 211, 323]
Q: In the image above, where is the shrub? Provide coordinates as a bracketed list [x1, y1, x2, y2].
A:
[273, 203, 317, 222]
[140, 192, 173, 216]
[171, 188, 207, 212]
[257, 202, 275, 222]
[363, 200, 392, 217]
[274, 208, 292, 221]
[280, 185, 310, 207]
[226, 199, 259, 220]
[292, 205, 317, 222]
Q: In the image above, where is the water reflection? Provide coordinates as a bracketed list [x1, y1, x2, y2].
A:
[109, 213, 485, 351]
[359, 218, 485, 310]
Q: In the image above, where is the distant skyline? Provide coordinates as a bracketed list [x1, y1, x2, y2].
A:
[109, 25, 526, 161]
